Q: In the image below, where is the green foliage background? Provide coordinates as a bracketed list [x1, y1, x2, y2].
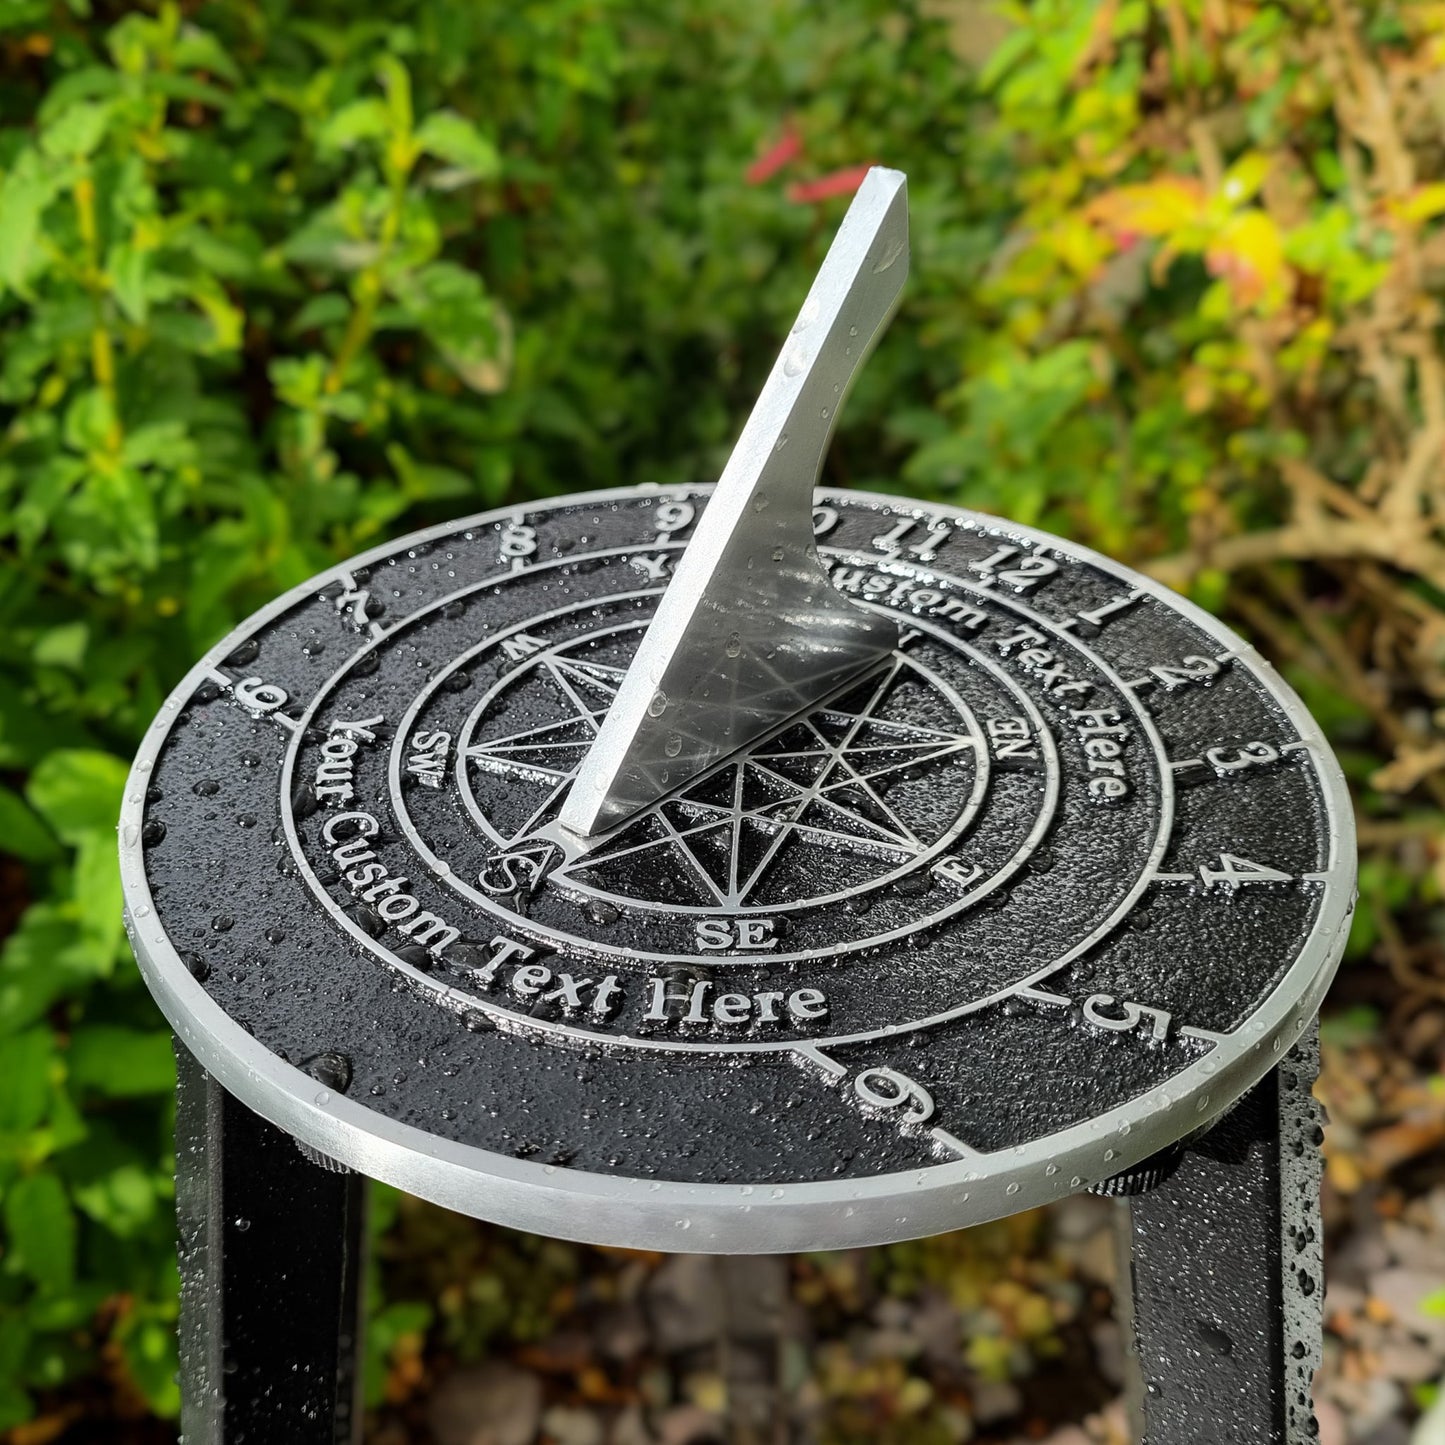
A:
[1, 0, 1441, 1432]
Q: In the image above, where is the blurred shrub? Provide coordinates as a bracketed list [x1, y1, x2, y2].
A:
[0, 0, 1442, 1432]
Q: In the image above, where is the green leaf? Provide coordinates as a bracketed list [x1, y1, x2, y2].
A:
[0, 788, 61, 864]
[0, 906, 88, 1034]
[40, 101, 112, 160]
[415, 111, 499, 178]
[71, 832, 124, 971]
[0, 159, 58, 296]
[316, 99, 389, 152]
[4, 1172, 77, 1292]
[108, 243, 150, 324]
[0, 1031, 55, 1134]
[70, 1160, 158, 1237]
[66, 1027, 175, 1098]
[26, 750, 128, 846]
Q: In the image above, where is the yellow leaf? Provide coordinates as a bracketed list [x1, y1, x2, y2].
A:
[1221, 151, 1272, 206]
[1394, 182, 1445, 225]
[1205, 210, 1286, 308]
[1087, 177, 1207, 238]
[1046, 213, 1111, 278]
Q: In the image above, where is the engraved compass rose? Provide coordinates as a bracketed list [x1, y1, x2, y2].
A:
[457, 633, 986, 911]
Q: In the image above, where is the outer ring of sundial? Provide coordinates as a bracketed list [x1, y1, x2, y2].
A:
[118, 485, 1355, 1253]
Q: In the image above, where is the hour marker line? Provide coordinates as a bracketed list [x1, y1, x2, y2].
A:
[793, 1044, 847, 1079]
[929, 1126, 976, 1158]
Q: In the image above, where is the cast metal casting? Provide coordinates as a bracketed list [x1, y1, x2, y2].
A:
[119, 168, 1354, 1444]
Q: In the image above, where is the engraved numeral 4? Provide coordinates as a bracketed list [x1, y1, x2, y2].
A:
[1156, 853, 1293, 889]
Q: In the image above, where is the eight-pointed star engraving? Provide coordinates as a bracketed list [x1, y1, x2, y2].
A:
[462, 638, 982, 909]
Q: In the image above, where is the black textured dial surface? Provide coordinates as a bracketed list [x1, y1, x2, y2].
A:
[120, 488, 1353, 1250]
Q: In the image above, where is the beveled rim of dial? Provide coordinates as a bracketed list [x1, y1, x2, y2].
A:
[118, 485, 1355, 1253]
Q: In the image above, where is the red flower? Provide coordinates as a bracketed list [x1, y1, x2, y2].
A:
[787, 164, 875, 204]
[746, 127, 802, 185]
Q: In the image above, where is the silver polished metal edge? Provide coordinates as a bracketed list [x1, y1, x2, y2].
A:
[559, 169, 908, 836]
[118, 484, 1357, 1253]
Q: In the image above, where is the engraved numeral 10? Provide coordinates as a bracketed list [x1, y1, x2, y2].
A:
[969, 544, 1058, 590]
[871, 515, 953, 561]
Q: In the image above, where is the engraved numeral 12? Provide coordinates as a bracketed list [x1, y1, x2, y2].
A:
[969, 544, 1058, 590]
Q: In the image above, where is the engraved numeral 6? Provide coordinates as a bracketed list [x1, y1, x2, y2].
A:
[233, 677, 289, 715]
[853, 1066, 935, 1123]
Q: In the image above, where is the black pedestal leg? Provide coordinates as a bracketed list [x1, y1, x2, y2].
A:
[1119, 1028, 1323, 1445]
[174, 1042, 368, 1445]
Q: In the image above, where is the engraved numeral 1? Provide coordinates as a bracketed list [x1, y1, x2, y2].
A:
[1056, 591, 1142, 633]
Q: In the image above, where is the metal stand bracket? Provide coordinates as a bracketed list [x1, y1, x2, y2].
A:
[175, 1041, 368, 1445]
[1121, 1030, 1324, 1444]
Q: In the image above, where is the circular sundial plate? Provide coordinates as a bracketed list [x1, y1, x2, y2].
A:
[120, 487, 1355, 1251]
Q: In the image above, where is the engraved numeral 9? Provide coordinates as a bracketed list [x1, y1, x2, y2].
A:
[654, 500, 696, 534]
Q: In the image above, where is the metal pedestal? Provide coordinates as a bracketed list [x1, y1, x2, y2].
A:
[173, 1036, 1322, 1445]
[175, 1042, 367, 1445]
[1122, 1031, 1323, 1445]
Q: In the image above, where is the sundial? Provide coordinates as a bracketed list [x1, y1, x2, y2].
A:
[120, 170, 1353, 1443]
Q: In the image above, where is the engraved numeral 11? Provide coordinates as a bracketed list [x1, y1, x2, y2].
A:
[872, 515, 953, 561]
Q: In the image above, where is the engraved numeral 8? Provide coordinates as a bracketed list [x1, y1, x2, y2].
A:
[500, 522, 537, 565]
